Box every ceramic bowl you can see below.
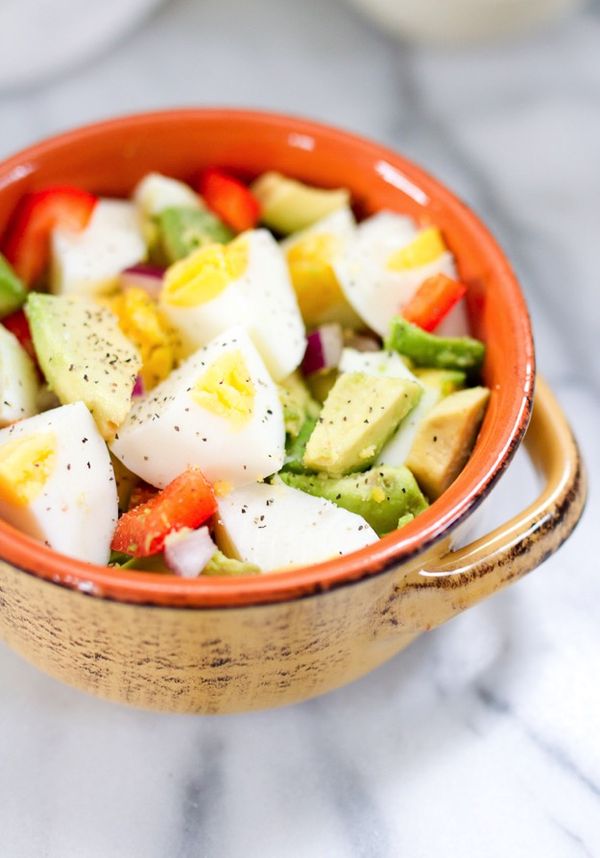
[0,110,586,713]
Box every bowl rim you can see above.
[0,108,535,608]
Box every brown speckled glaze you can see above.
[0,111,586,712]
[0,380,585,713]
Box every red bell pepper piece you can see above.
[402,274,467,332]
[111,468,217,557]
[198,168,260,233]
[2,308,36,362]
[128,482,158,511]
[2,186,97,285]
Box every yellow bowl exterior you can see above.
[0,544,443,714]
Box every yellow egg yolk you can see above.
[109,288,177,389]
[162,237,248,308]
[370,486,386,503]
[191,350,255,428]
[213,480,233,498]
[0,433,56,506]
[386,227,447,271]
[286,232,348,326]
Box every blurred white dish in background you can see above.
[0,0,163,90]
[344,0,583,44]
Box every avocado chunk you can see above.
[251,171,350,235]
[278,371,320,438]
[156,207,233,263]
[203,549,261,577]
[282,415,318,474]
[25,294,141,440]
[377,385,441,469]
[303,371,422,475]
[386,318,485,373]
[279,465,428,536]
[378,369,466,468]
[414,368,466,395]
[305,368,338,404]
[0,253,26,318]
[109,551,169,572]
[407,386,490,499]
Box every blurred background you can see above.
[0,1,598,856]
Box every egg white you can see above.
[281,206,362,327]
[51,199,146,297]
[334,211,457,337]
[339,347,420,383]
[0,325,39,427]
[215,481,378,572]
[110,326,285,488]
[133,172,200,217]
[282,205,356,251]
[0,401,118,564]
[377,385,441,468]
[160,229,306,381]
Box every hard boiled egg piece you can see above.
[51,199,146,297]
[340,345,435,469]
[0,325,39,426]
[339,347,419,383]
[334,211,456,337]
[160,229,306,381]
[0,402,118,564]
[133,172,201,218]
[110,327,285,488]
[281,206,362,328]
[215,481,378,572]
[377,385,441,468]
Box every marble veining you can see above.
[0,0,597,855]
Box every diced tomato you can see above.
[2,186,97,285]
[2,308,36,362]
[111,468,217,557]
[402,274,467,332]
[128,482,158,511]
[198,168,260,233]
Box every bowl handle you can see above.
[404,377,586,624]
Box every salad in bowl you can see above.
[0,166,490,578]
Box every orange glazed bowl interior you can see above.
[0,109,534,608]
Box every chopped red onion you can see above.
[164,526,217,578]
[301,323,344,376]
[119,264,165,298]
[132,375,144,398]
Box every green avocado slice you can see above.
[0,253,26,318]
[407,386,490,499]
[278,371,320,438]
[25,293,141,440]
[282,416,318,474]
[386,318,485,373]
[303,371,422,476]
[203,550,261,576]
[278,465,428,536]
[414,367,466,395]
[157,207,234,262]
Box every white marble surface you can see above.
[0,1,598,856]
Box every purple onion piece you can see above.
[164,527,217,578]
[301,323,344,376]
[132,375,144,398]
[119,264,165,298]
